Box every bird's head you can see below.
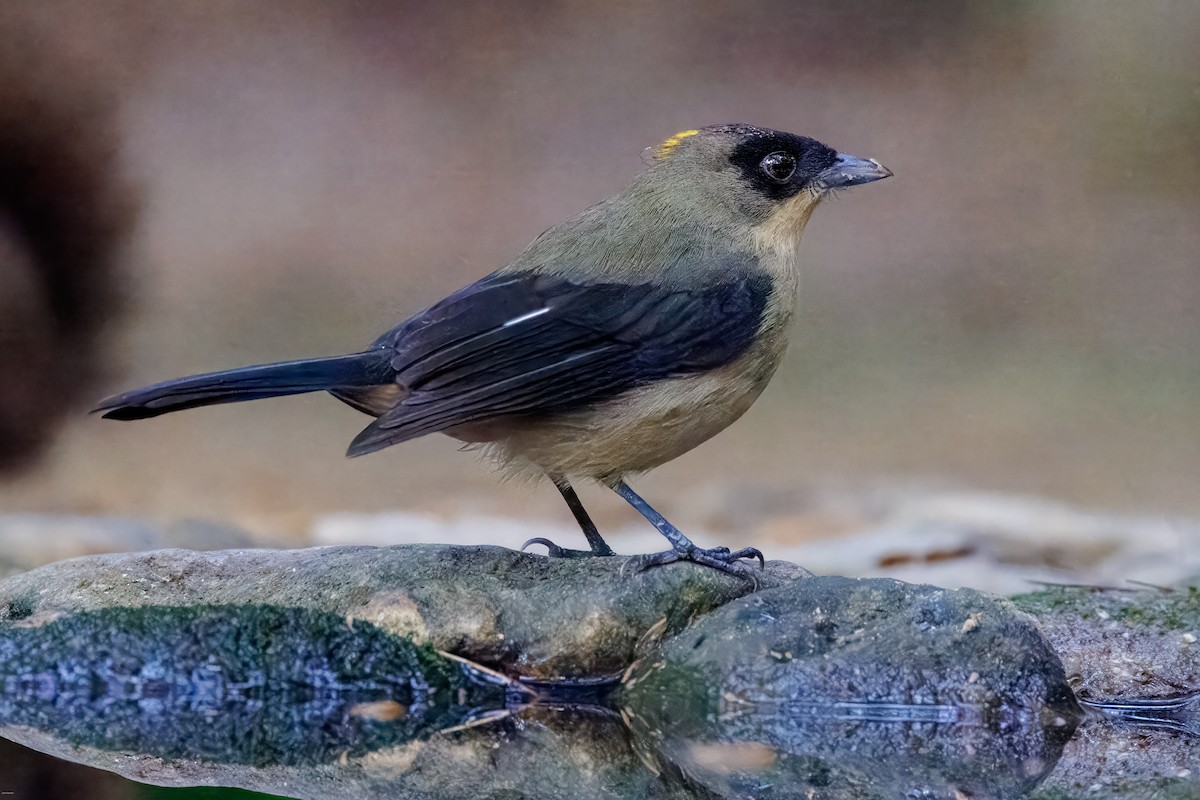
[645,124,891,248]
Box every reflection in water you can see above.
[0,605,516,769]
[1081,693,1200,737]
[619,575,1086,799]
[625,698,1073,800]
[0,600,1093,799]
[621,665,1077,797]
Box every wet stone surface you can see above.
[0,544,1196,799]
[0,544,806,680]
[1013,585,1200,799]
[621,576,1081,799]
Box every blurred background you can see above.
[2,0,1197,529]
[0,0,1195,544]
[0,0,1197,796]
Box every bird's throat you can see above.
[751,190,822,259]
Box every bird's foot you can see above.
[522,537,616,559]
[629,544,764,581]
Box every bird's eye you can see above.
[759,151,797,183]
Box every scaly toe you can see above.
[619,551,668,579]
[522,537,614,559]
[631,544,765,583]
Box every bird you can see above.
[95,124,891,577]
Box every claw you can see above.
[522,537,616,560]
[726,547,765,570]
[522,537,571,558]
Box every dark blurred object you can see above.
[0,43,135,476]
[0,738,130,799]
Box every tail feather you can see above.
[94,350,393,420]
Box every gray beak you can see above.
[818,152,893,188]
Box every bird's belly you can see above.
[450,333,788,481]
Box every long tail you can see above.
[94,349,394,421]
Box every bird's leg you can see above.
[608,479,763,576]
[558,480,617,556]
[522,478,617,558]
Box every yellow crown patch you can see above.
[654,129,699,160]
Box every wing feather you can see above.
[347,269,771,456]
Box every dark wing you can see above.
[347,269,771,456]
